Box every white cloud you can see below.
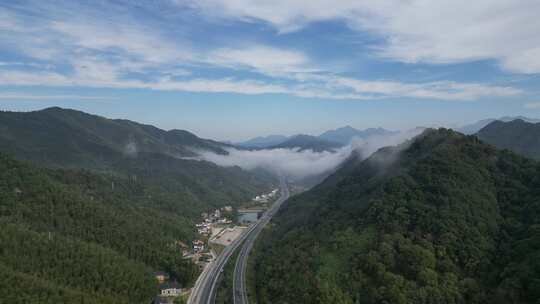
[150,77,288,94]
[0,68,519,101]
[0,92,112,101]
[524,102,540,109]
[189,0,540,74]
[185,0,362,33]
[209,45,316,77]
[0,3,195,75]
[0,69,288,95]
[330,77,522,101]
[0,71,72,87]
[49,20,192,65]
[198,146,350,180]
[0,1,527,101]
[194,128,423,180]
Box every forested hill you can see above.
[0,153,195,303]
[0,107,276,215]
[318,126,396,145]
[0,108,276,303]
[0,107,228,168]
[252,129,540,304]
[477,119,540,159]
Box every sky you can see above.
[1,0,540,141]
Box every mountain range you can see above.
[319,126,397,145]
[268,134,343,152]
[234,135,289,149]
[236,125,396,150]
[457,115,540,134]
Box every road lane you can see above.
[233,179,290,304]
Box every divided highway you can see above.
[188,178,289,304]
[233,178,289,304]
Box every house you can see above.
[159,282,182,297]
[193,239,205,253]
[217,218,231,224]
[153,271,169,284]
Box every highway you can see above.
[233,178,289,304]
[188,177,289,304]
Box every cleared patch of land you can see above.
[210,227,247,246]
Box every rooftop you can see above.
[159,282,181,290]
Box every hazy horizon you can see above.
[2,105,539,143]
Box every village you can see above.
[152,188,280,304]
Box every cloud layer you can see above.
[195,128,423,180]
[0,1,527,101]
[190,0,540,74]
[524,102,540,109]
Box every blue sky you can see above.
[1,0,540,141]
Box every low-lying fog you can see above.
[195,129,424,181]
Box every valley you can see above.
[0,108,277,303]
[3,2,540,303]
[1,107,539,304]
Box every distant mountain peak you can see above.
[458,115,540,134]
[477,119,540,159]
[269,134,342,152]
[235,134,289,149]
[319,126,396,145]
[337,125,356,131]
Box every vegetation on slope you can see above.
[0,153,202,302]
[0,107,228,168]
[477,119,540,160]
[0,107,276,302]
[252,129,540,304]
[0,107,276,216]
[215,247,241,304]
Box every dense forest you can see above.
[0,107,276,214]
[252,129,540,304]
[0,107,228,167]
[0,108,276,211]
[0,153,202,302]
[0,108,276,303]
[477,119,540,160]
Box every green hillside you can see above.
[252,129,540,304]
[0,153,194,303]
[0,108,276,303]
[0,107,275,214]
[0,107,228,168]
[477,119,540,160]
